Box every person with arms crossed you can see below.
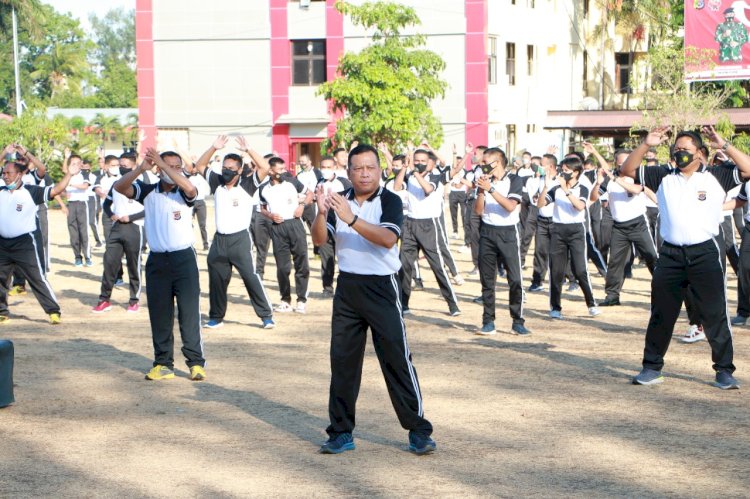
[312,144,435,455]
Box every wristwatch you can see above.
[488,187,495,194]
[722,141,732,152]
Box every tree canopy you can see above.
[317,0,447,151]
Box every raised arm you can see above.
[236,136,269,182]
[621,126,670,180]
[49,161,81,198]
[146,148,197,199]
[703,125,750,178]
[311,184,330,247]
[583,141,611,170]
[194,135,228,176]
[115,157,152,198]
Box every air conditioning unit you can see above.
[300,0,311,8]
[579,96,600,111]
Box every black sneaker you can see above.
[512,323,531,335]
[714,371,740,390]
[322,287,334,298]
[408,431,436,455]
[472,296,483,304]
[320,433,355,454]
[528,283,544,292]
[413,278,424,291]
[599,297,621,306]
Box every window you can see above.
[506,42,516,86]
[615,52,632,94]
[526,124,536,133]
[488,37,498,84]
[582,49,588,92]
[527,45,535,77]
[292,40,326,86]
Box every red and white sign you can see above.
[685,0,750,81]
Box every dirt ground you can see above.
[1,205,749,498]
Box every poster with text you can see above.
[684,0,750,81]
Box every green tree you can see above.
[89,8,135,67]
[317,0,447,151]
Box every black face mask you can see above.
[392,168,401,176]
[674,151,694,169]
[222,168,239,183]
[119,166,131,176]
[414,163,427,174]
[561,172,573,182]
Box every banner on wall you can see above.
[684,0,750,81]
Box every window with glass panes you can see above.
[292,40,326,86]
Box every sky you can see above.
[45,0,134,31]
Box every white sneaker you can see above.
[588,307,602,317]
[275,301,293,313]
[452,273,465,286]
[295,301,307,314]
[549,310,562,319]
[680,324,706,343]
[458,245,470,254]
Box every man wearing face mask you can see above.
[621,126,750,390]
[92,155,146,314]
[193,135,274,329]
[317,156,352,297]
[94,155,124,242]
[395,149,460,316]
[115,148,206,381]
[296,154,322,231]
[64,152,93,267]
[0,159,78,324]
[260,156,313,313]
[474,148,529,335]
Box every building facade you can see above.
[136,0,598,164]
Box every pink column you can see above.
[270,0,290,163]
[135,0,156,152]
[465,0,488,147]
[325,0,344,144]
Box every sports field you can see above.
[2,207,748,497]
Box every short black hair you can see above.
[160,151,182,164]
[69,154,82,161]
[565,151,585,162]
[348,144,380,169]
[675,130,704,150]
[614,148,632,157]
[542,153,558,166]
[104,154,119,163]
[263,153,275,160]
[483,147,508,168]
[223,153,243,168]
[560,156,583,174]
[120,152,136,162]
[268,156,285,168]
[332,147,347,156]
[413,148,430,158]
[392,154,406,163]
[320,155,334,163]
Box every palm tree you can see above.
[0,0,44,36]
[89,113,122,151]
[29,43,88,98]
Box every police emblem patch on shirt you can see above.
[16,203,22,212]
[173,210,181,220]
[232,199,239,207]
[697,191,707,201]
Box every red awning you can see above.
[545,109,750,133]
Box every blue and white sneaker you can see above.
[512,323,531,335]
[320,433,355,454]
[408,431,436,455]
[476,322,496,335]
[549,310,562,319]
[714,371,740,390]
[262,318,275,329]
[205,319,224,329]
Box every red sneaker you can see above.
[92,300,112,313]
[127,302,140,313]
